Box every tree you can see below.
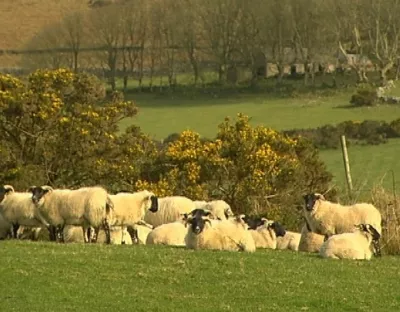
[63,12,87,73]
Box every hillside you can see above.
[0,0,89,66]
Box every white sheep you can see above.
[0,185,51,239]
[143,196,195,228]
[193,200,208,209]
[205,200,234,220]
[30,185,113,243]
[298,224,325,253]
[185,209,256,252]
[303,193,382,241]
[247,218,287,249]
[276,231,301,251]
[319,224,381,260]
[135,224,153,244]
[108,190,158,242]
[146,218,188,247]
[96,226,133,245]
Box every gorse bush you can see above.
[0,69,332,230]
[350,86,379,107]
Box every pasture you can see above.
[121,87,400,192]
[1,241,399,311]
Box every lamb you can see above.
[143,196,195,228]
[276,231,301,251]
[30,185,113,243]
[319,224,381,260]
[302,193,382,253]
[298,224,325,253]
[146,217,189,247]
[108,190,158,242]
[185,209,256,252]
[245,218,286,249]
[0,185,51,240]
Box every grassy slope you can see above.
[125,91,400,139]
[1,241,399,311]
[0,0,88,66]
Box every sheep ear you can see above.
[27,186,36,193]
[4,185,15,194]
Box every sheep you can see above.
[193,200,208,209]
[146,217,189,247]
[245,218,286,249]
[302,193,382,252]
[108,190,158,242]
[193,200,234,220]
[319,224,381,260]
[96,226,133,245]
[276,231,301,251]
[16,226,44,241]
[0,185,51,240]
[185,209,256,252]
[30,185,113,243]
[143,196,195,228]
[135,224,153,244]
[298,224,325,253]
[0,213,11,240]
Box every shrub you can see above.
[350,86,378,107]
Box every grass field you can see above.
[122,88,400,192]
[1,241,399,311]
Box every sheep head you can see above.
[30,185,53,205]
[303,193,325,212]
[186,208,212,235]
[0,185,15,203]
[354,224,381,241]
[242,215,264,230]
[141,190,158,213]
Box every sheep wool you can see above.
[298,225,325,253]
[276,231,301,251]
[303,193,382,238]
[144,196,195,228]
[146,221,189,246]
[185,210,256,252]
[319,224,381,260]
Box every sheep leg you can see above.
[47,225,57,241]
[12,223,20,239]
[83,226,91,243]
[102,219,111,244]
[373,239,382,257]
[126,225,138,244]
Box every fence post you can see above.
[340,135,353,196]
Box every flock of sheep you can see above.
[0,184,383,260]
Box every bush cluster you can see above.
[0,69,333,230]
[284,119,400,149]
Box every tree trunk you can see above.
[379,62,394,86]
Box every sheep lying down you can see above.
[319,224,381,260]
[185,209,256,252]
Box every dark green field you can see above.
[1,241,399,311]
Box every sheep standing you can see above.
[298,224,325,253]
[185,209,256,252]
[302,193,382,254]
[108,190,158,242]
[143,196,194,228]
[319,224,381,260]
[246,218,286,249]
[276,231,301,251]
[0,185,51,240]
[30,185,113,243]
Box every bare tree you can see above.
[63,12,86,73]
[88,5,124,90]
[290,0,335,85]
[363,0,400,85]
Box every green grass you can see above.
[320,139,400,193]
[1,241,400,311]
[124,91,400,140]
